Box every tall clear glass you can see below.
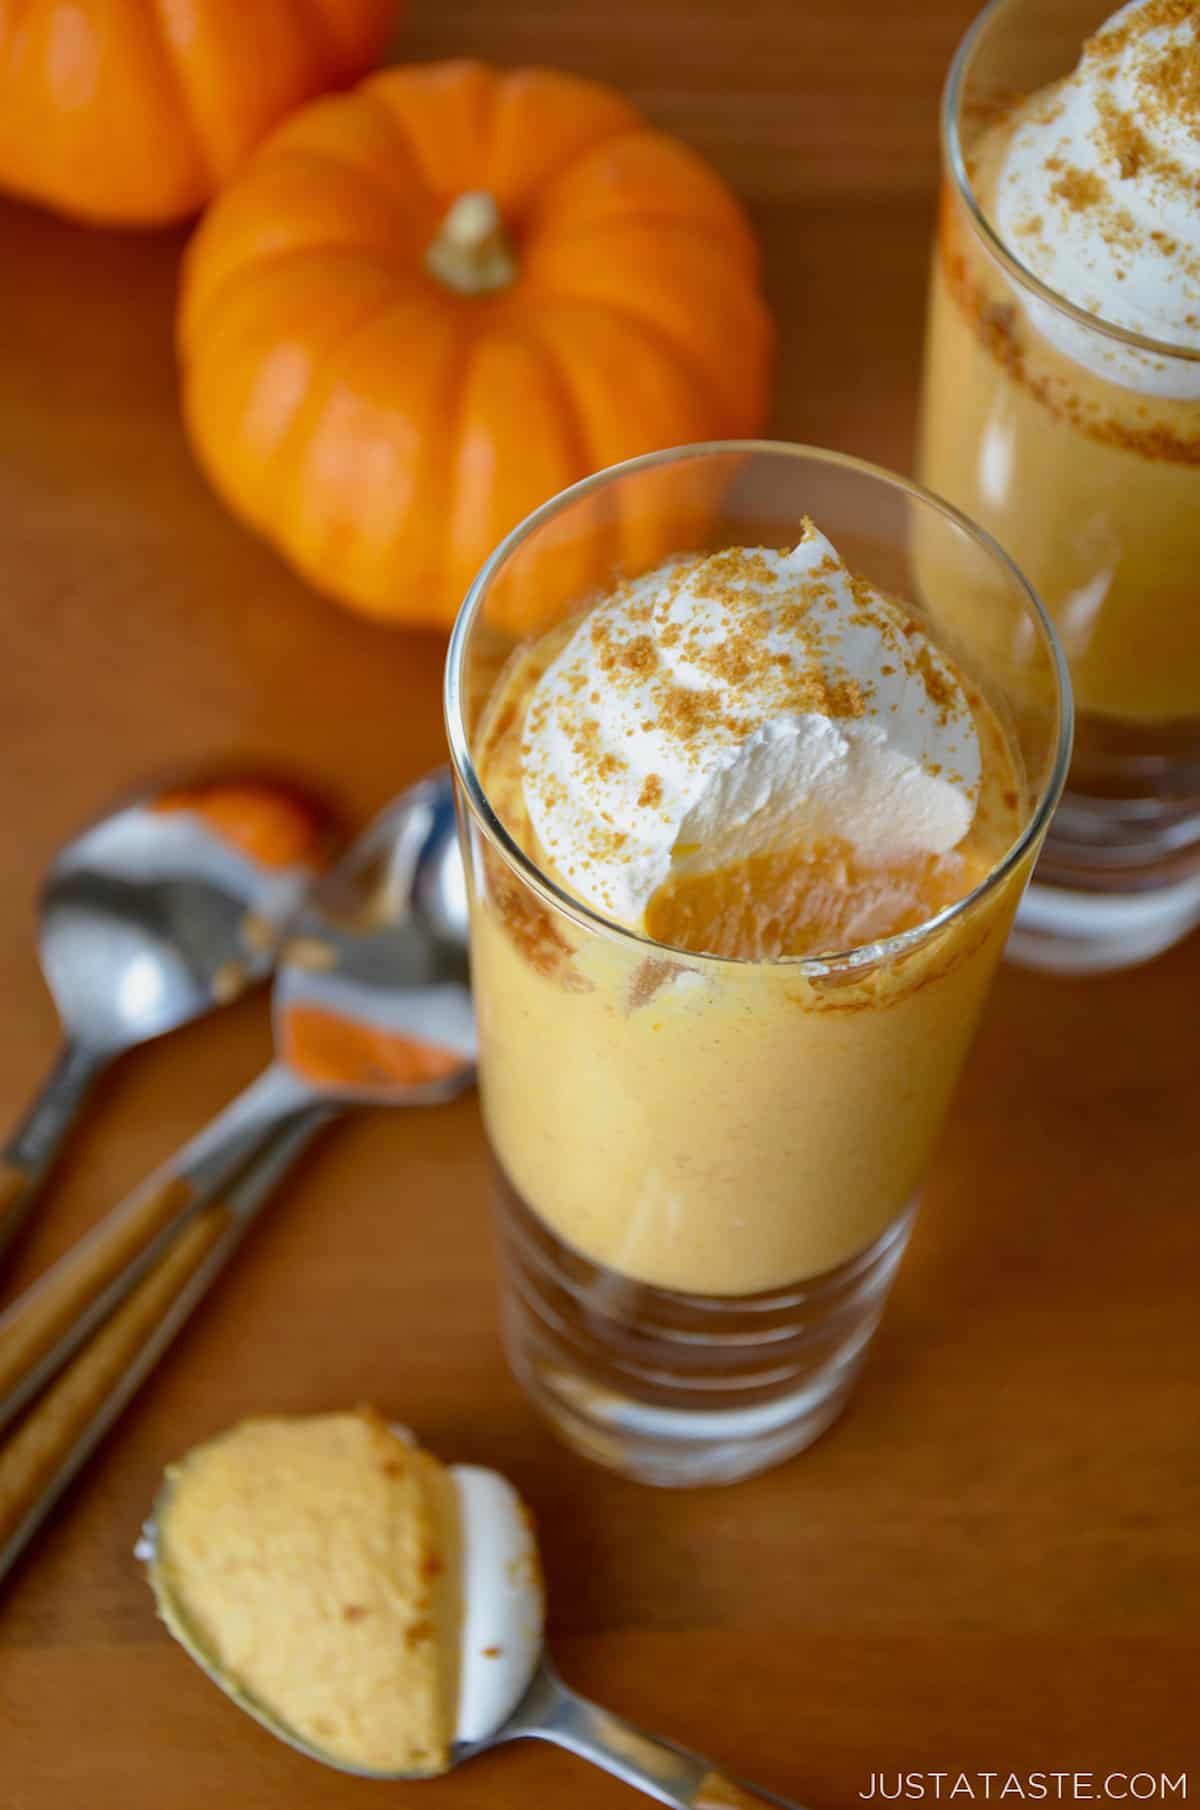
[446,443,1069,1488]
[920,0,1200,973]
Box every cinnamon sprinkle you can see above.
[1088,0,1199,69]
[937,186,1200,466]
[1096,98,1153,180]
[913,645,958,722]
[1140,36,1200,122]
[1049,165,1107,210]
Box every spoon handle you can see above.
[0,1173,203,1430]
[0,1064,306,1436]
[0,1112,328,1584]
[511,1668,806,1809]
[0,1042,110,1265]
[692,1774,802,1808]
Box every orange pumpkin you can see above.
[0,0,398,226]
[178,60,774,633]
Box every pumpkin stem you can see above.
[424,191,517,296]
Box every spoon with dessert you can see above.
[0,776,334,1265]
[140,1410,802,1810]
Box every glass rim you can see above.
[942,0,1200,368]
[443,438,1073,976]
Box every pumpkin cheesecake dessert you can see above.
[920,0,1200,964]
[473,520,1025,1291]
[145,1410,543,1776]
[450,477,1064,1482]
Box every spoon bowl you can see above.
[38,784,323,1048]
[271,769,473,1107]
[0,776,334,1261]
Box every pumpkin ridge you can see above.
[283,291,463,607]
[532,273,771,432]
[440,316,489,605]
[285,0,338,70]
[348,86,443,211]
[270,286,418,502]
[199,284,405,544]
[143,0,214,189]
[5,0,37,48]
[528,124,757,255]
[531,294,734,433]
[483,72,644,215]
[238,136,441,239]
[508,325,594,484]
[531,211,757,263]
[304,0,392,67]
[362,62,500,203]
[0,0,39,119]
[181,244,427,358]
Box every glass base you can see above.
[1009,869,1200,975]
[492,1161,917,1487]
[1008,717,1200,973]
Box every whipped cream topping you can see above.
[991,0,1200,397]
[450,1464,543,1745]
[520,527,981,928]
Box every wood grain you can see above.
[0,0,1196,1805]
[402,0,978,204]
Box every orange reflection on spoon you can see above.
[280,1004,466,1091]
[153,783,325,871]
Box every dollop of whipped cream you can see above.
[991,0,1200,397]
[520,526,981,928]
[451,1464,543,1745]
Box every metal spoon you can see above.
[0,777,334,1263]
[137,1496,801,1810]
[0,771,473,1442]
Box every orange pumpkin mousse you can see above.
[147,1411,544,1776]
[150,1412,457,1773]
[470,525,1029,1296]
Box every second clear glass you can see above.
[919,0,1200,973]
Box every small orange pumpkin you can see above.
[0,0,398,226]
[178,60,774,633]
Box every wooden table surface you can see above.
[1,2,1197,1804]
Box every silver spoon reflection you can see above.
[0,777,333,1262]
